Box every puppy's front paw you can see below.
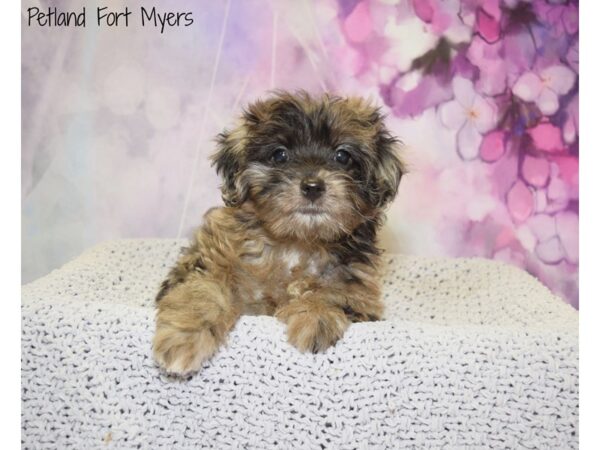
[276,300,350,353]
[153,325,219,376]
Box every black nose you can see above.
[300,177,325,201]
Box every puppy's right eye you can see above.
[271,147,289,164]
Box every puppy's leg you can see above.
[276,269,383,353]
[275,293,350,353]
[153,273,239,375]
[338,285,383,323]
[336,263,384,323]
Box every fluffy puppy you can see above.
[153,91,404,375]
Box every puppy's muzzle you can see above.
[300,177,325,202]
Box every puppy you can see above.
[153,91,403,375]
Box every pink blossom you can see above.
[467,27,536,96]
[410,0,471,41]
[439,77,498,159]
[480,130,505,162]
[528,211,578,265]
[328,0,579,307]
[480,0,501,19]
[507,180,534,223]
[343,1,373,44]
[466,36,507,95]
[527,122,564,152]
[476,8,500,43]
[551,156,578,189]
[522,156,550,187]
[513,65,576,115]
[411,0,434,23]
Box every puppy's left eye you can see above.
[334,148,352,166]
[271,147,289,164]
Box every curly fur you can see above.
[153,91,404,375]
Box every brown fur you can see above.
[153,91,403,375]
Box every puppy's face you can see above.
[212,92,403,242]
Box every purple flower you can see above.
[467,36,507,96]
[439,77,498,159]
[512,65,576,115]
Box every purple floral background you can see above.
[340,0,579,306]
[22,0,578,306]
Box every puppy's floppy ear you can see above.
[211,123,249,207]
[369,114,405,208]
[344,98,404,207]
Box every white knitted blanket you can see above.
[21,239,578,449]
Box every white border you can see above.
[1,0,22,446]
[579,1,598,449]
[11,1,590,447]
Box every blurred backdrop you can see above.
[22,0,579,307]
